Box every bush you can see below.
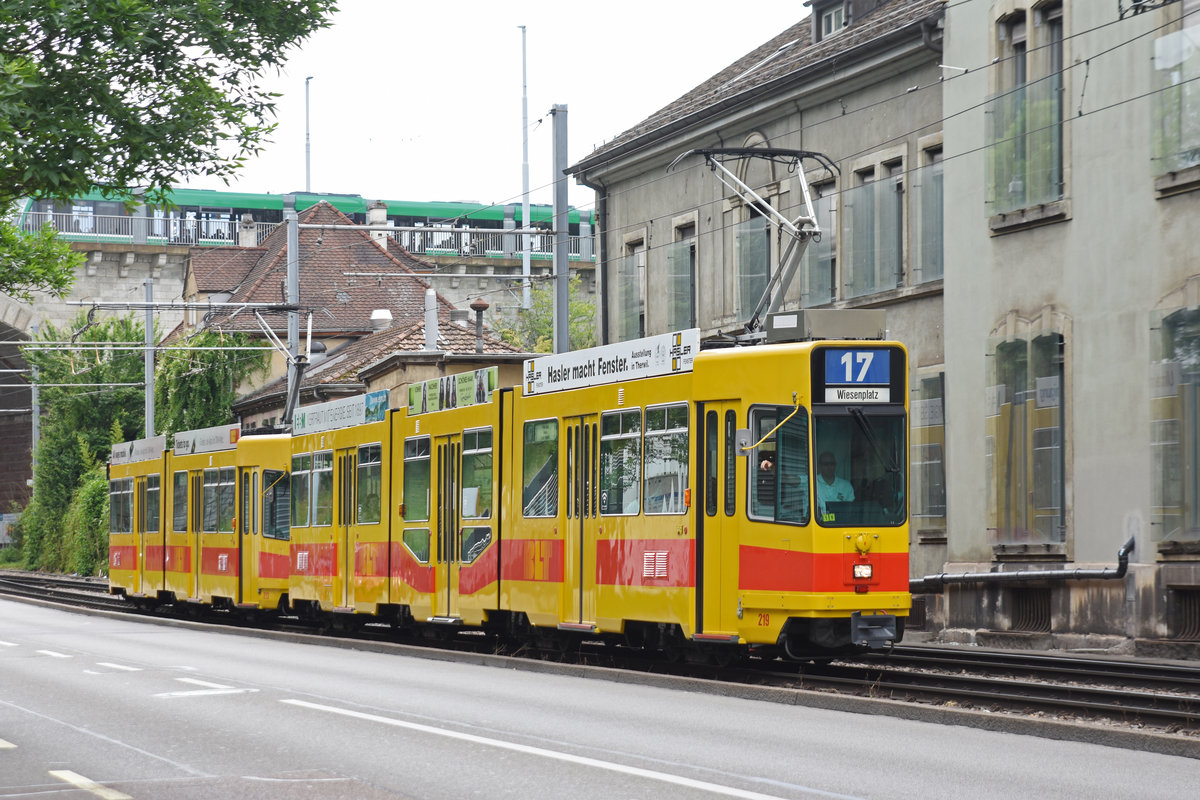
[63,465,110,576]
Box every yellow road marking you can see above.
[49,770,132,800]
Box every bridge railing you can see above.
[17,212,595,261]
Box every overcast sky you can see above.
[182,1,811,211]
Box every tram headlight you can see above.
[852,563,873,580]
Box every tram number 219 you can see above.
[757,613,770,627]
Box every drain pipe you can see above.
[909,536,1135,594]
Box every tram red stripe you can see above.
[109,545,137,570]
[458,543,499,595]
[259,551,290,580]
[144,545,165,571]
[595,539,695,588]
[501,539,564,583]
[165,545,191,572]
[291,542,339,576]
[200,547,240,577]
[738,546,909,593]
[355,541,389,578]
[390,542,435,593]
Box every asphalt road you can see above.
[1,598,1196,800]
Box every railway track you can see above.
[3,570,1199,736]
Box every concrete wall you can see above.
[943,1,1200,650]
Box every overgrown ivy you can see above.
[16,317,271,573]
[154,329,270,434]
[19,313,145,571]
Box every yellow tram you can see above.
[109,424,291,611]
[111,325,910,658]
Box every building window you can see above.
[913,149,944,283]
[985,331,1065,548]
[801,182,837,306]
[1151,1,1200,175]
[912,372,947,529]
[665,224,696,331]
[617,241,645,341]
[736,208,770,320]
[986,5,1064,216]
[843,164,903,299]
[821,5,846,40]
[1150,306,1200,546]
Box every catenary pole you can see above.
[551,104,569,353]
[520,26,531,311]
[305,77,313,192]
[144,279,154,437]
[284,202,300,424]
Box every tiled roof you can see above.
[189,246,265,293]
[201,201,452,335]
[572,0,943,172]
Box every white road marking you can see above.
[174,678,230,689]
[282,699,858,800]
[97,662,142,672]
[36,650,71,658]
[49,770,132,800]
[0,738,16,749]
[0,640,18,647]
[154,676,258,698]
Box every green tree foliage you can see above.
[497,274,596,353]
[155,329,270,434]
[0,203,84,300]
[0,0,338,208]
[19,313,146,569]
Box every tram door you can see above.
[237,468,257,605]
[337,448,357,609]
[696,404,740,636]
[132,477,147,595]
[137,474,163,597]
[565,415,599,626]
[434,435,461,619]
[190,471,203,600]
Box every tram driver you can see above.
[815,451,854,515]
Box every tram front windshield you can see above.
[812,409,906,526]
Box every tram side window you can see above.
[748,406,810,524]
[461,428,493,519]
[146,474,160,533]
[644,403,689,515]
[291,455,311,527]
[263,469,290,539]
[724,410,737,516]
[403,437,431,521]
[202,469,218,532]
[172,471,187,532]
[523,419,558,517]
[600,409,642,515]
[357,443,382,525]
[203,467,236,533]
[109,478,133,534]
[312,451,333,526]
[241,471,251,534]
